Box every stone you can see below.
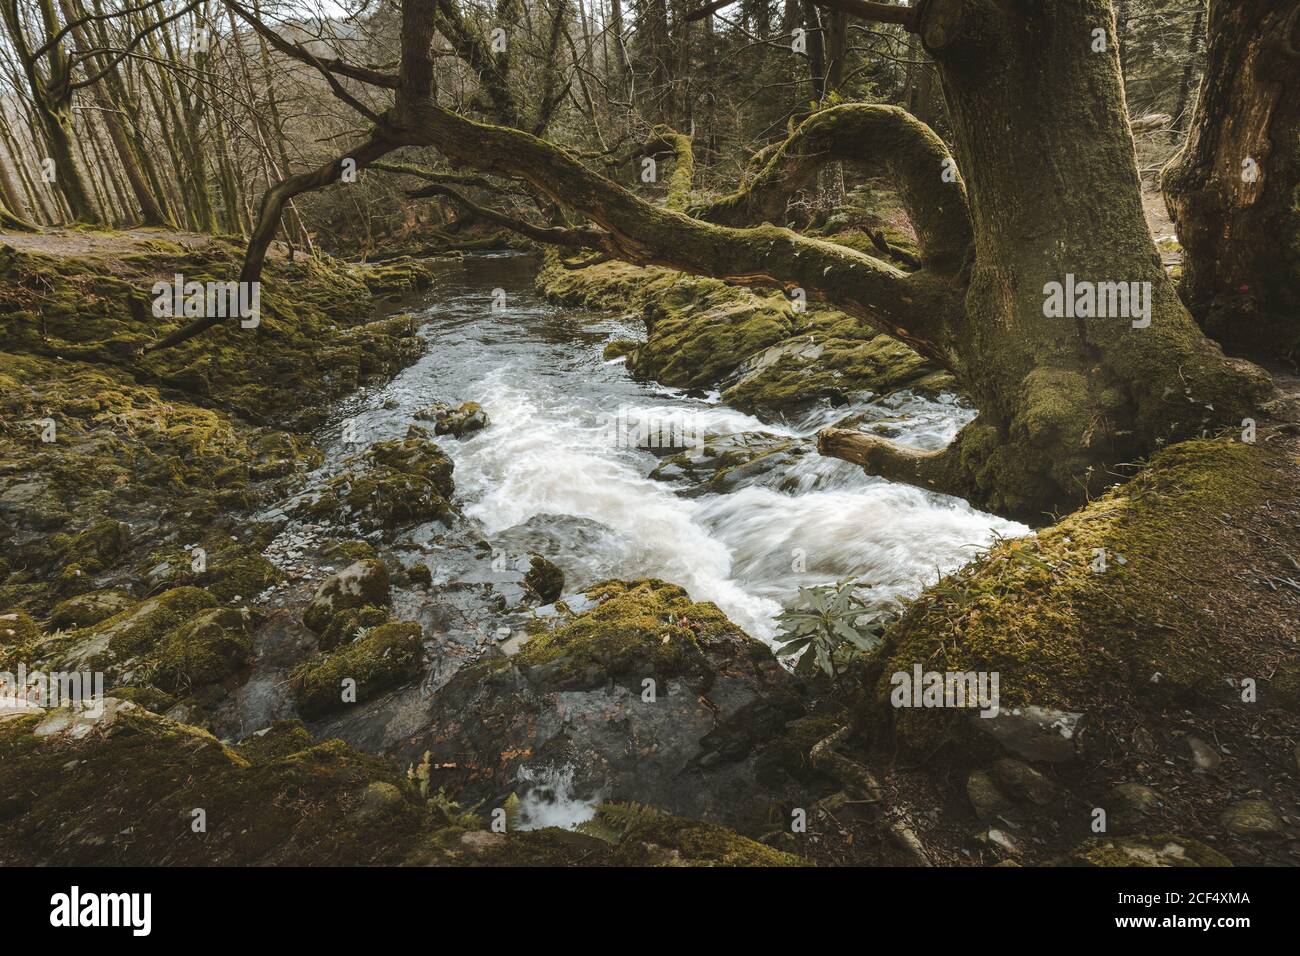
[990,758,1057,805]
[1186,735,1222,772]
[302,560,391,634]
[966,769,1011,820]
[976,706,1083,763]
[1219,799,1284,838]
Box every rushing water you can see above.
[312,252,1026,646]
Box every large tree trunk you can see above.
[901,0,1265,517]
[1162,0,1300,359]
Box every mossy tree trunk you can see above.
[1162,0,1300,358]
[181,0,1269,523]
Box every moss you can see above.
[47,589,136,630]
[290,621,424,718]
[204,552,282,602]
[602,339,639,361]
[51,586,218,672]
[537,253,948,412]
[873,438,1294,750]
[149,607,254,692]
[322,539,379,564]
[302,560,391,634]
[105,684,176,713]
[1066,834,1233,867]
[523,554,564,603]
[0,610,41,645]
[0,700,434,865]
[319,604,391,652]
[514,579,742,688]
[236,719,316,762]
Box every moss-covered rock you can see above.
[302,560,391,634]
[871,439,1297,751]
[297,438,455,536]
[415,400,489,438]
[47,589,136,630]
[150,607,254,692]
[537,253,949,414]
[291,620,424,718]
[319,604,390,652]
[1065,834,1233,867]
[50,586,218,674]
[523,554,564,603]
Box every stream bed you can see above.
[230,252,1025,793]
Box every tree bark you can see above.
[1162,0,1300,359]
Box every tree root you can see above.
[810,725,932,865]
[817,427,966,499]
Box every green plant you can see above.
[773,581,886,679]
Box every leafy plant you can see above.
[773,581,887,679]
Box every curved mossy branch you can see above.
[406,182,609,249]
[146,133,401,352]
[691,105,973,274]
[817,426,968,498]
[408,104,961,359]
[643,126,695,211]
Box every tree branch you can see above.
[145,134,401,352]
[692,104,973,273]
[817,427,967,497]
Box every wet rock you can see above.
[523,554,564,604]
[415,401,489,438]
[290,620,424,718]
[1185,735,1222,772]
[47,589,136,631]
[295,438,455,537]
[975,706,1083,763]
[391,579,808,829]
[1219,799,1284,838]
[302,560,391,634]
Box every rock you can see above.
[1185,735,1222,772]
[523,554,564,604]
[415,401,489,438]
[318,604,389,652]
[393,579,807,828]
[979,827,1021,857]
[302,560,391,635]
[1108,782,1163,832]
[296,438,455,537]
[51,587,218,674]
[975,706,1083,763]
[1067,834,1233,867]
[150,607,254,692]
[290,620,424,718]
[966,769,1011,820]
[407,562,432,588]
[990,758,1057,805]
[47,589,136,631]
[1219,799,1284,838]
